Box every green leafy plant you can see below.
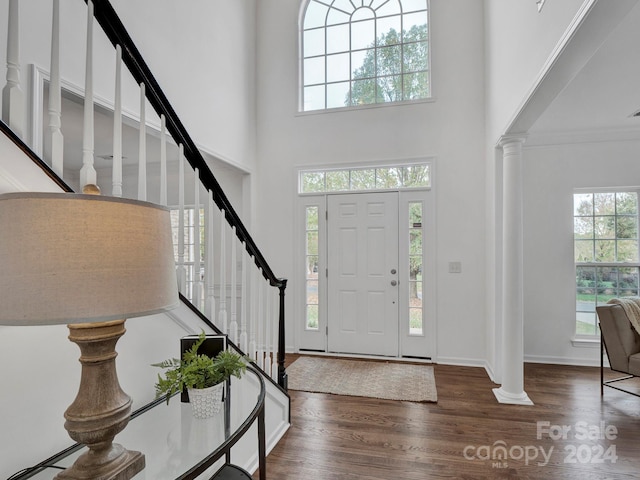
[152,332,247,405]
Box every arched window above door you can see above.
[300,0,430,112]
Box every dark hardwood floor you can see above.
[258,355,640,479]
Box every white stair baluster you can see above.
[80,0,97,189]
[271,287,279,380]
[239,247,248,353]
[205,192,216,320]
[193,168,201,309]
[159,114,167,205]
[137,83,147,200]
[176,144,186,294]
[249,265,258,362]
[2,0,24,139]
[218,209,228,334]
[49,0,63,175]
[265,282,272,377]
[229,227,238,344]
[111,45,122,197]
[256,276,264,369]
[267,282,274,377]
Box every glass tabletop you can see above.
[21,368,264,480]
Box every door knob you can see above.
[390,269,397,275]
[390,280,397,286]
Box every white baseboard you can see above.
[483,361,498,384]
[242,419,290,475]
[524,354,604,367]
[435,356,487,368]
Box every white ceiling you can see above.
[527,0,640,141]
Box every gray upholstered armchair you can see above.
[596,303,640,396]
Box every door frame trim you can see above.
[294,159,437,360]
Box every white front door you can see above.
[327,192,399,356]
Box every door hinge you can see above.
[325,210,328,221]
[326,267,328,278]
[326,326,328,336]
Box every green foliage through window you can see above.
[305,206,320,330]
[300,164,430,194]
[408,202,423,335]
[573,191,640,336]
[302,0,430,111]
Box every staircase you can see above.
[0,0,289,478]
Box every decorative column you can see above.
[2,0,25,139]
[493,136,533,405]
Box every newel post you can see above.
[277,279,288,390]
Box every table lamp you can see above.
[0,190,179,480]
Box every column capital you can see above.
[497,135,527,149]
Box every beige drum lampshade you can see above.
[0,192,179,325]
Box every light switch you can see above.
[449,261,462,274]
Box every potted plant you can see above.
[152,332,247,418]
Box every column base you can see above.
[492,387,534,405]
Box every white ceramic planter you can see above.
[187,383,224,419]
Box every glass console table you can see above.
[9,366,266,480]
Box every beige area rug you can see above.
[287,356,437,402]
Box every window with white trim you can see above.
[170,207,204,300]
[305,206,320,330]
[299,163,430,193]
[301,0,430,112]
[408,201,423,335]
[574,191,640,336]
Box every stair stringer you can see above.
[0,123,66,194]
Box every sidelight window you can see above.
[305,206,320,330]
[408,201,423,335]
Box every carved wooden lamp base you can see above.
[55,445,144,480]
[54,320,145,480]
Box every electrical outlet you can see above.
[449,261,462,274]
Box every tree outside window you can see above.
[302,0,430,111]
[574,191,640,336]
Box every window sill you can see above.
[571,337,600,348]
[296,96,437,117]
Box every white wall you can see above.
[255,0,487,364]
[522,139,640,365]
[484,0,586,141]
[109,0,258,172]
[0,0,257,172]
